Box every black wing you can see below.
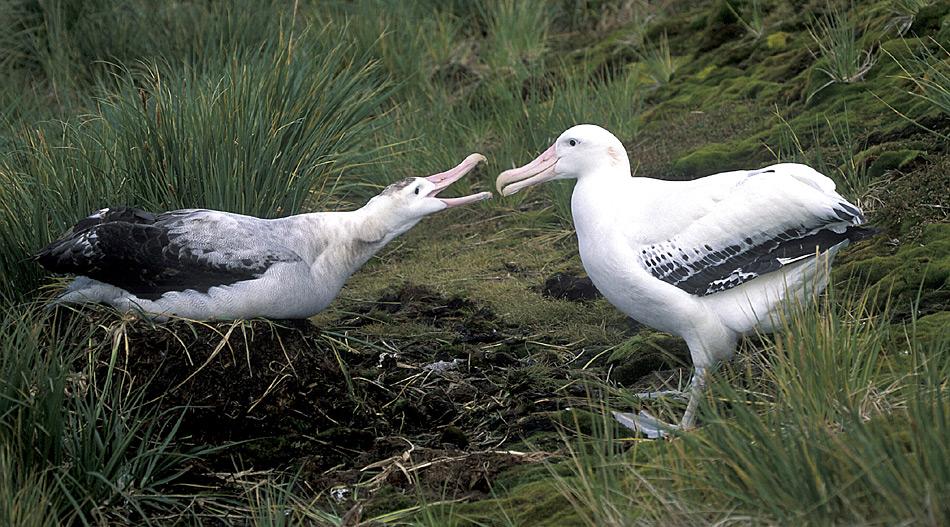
[37,207,302,300]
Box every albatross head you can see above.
[364,153,492,236]
[495,124,629,196]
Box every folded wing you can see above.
[37,207,303,300]
[635,164,874,296]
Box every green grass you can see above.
[480,291,948,526]
[641,295,949,525]
[885,37,950,139]
[727,0,767,40]
[807,3,879,99]
[0,304,211,524]
[0,0,948,524]
[639,31,677,87]
[768,105,874,206]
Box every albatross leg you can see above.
[613,367,708,438]
[679,367,707,430]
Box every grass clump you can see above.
[807,3,879,98]
[482,0,549,75]
[768,105,875,206]
[0,304,206,524]
[649,296,948,524]
[885,37,950,139]
[726,0,767,40]
[639,32,677,87]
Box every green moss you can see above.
[909,3,950,34]
[878,37,930,63]
[708,0,739,27]
[453,478,583,526]
[671,141,764,178]
[873,157,950,236]
[756,48,811,85]
[439,425,469,449]
[837,224,950,318]
[696,64,717,80]
[722,77,783,99]
[766,31,790,49]
[697,1,744,52]
[865,149,927,179]
[912,311,950,350]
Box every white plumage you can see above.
[496,124,873,437]
[39,154,490,321]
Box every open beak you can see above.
[495,144,558,196]
[426,153,493,208]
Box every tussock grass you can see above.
[807,3,878,98]
[482,0,549,75]
[648,301,948,524]
[768,106,874,207]
[639,32,677,87]
[727,0,767,40]
[0,303,208,524]
[545,407,654,527]
[0,445,59,527]
[885,37,950,139]
[888,0,934,21]
[0,0,299,110]
[547,290,949,526]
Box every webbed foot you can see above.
[612,410,678,439]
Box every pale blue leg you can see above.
[614,367,708,439]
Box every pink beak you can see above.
[495,144,558,196]
[425,153,492,207]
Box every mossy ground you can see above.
[318,1,950,522]
[3,0,948,524]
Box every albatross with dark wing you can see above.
[38,154,491,321]
[496,125,875,438]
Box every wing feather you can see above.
[37,208,303,300]
[635,164,873,296]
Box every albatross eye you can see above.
[414,186,420,195]
[568,139,577,146]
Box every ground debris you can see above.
[65,282,611,506]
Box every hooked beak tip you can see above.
[494,144,559,197]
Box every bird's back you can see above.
[37,207,304,302]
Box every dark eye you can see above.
[414,187,420,195]
[568,139,577,146]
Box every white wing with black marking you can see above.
[37,207,305,300]
[634,164,873,296]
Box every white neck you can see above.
[310,201,418,275]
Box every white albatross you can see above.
[496,124,875,438]
[38,154,491,321]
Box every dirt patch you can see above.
[538,271,601,302]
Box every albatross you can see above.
[496,124,874,438]
[38,154,491,321]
